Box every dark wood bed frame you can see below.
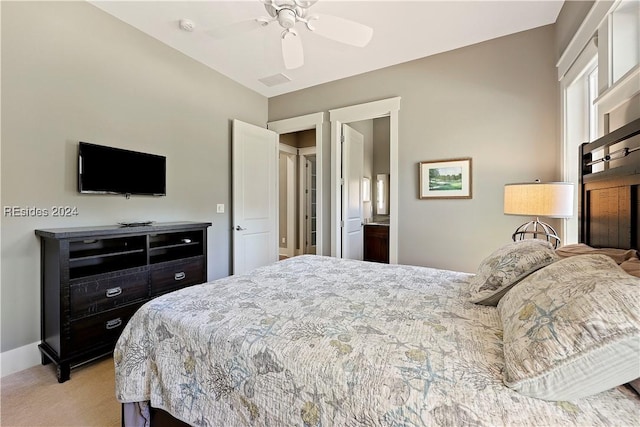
[579,118,640,251]
[124,117,640,426]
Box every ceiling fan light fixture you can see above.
[277,8,297,29]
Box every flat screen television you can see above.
[78,142,166,196]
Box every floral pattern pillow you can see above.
[469,240,558,306]
[497,254,640,401]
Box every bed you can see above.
[115,118,640,427]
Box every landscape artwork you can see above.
[419,158,472,199]
[429,166,463,191]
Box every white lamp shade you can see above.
[504,182,574,218]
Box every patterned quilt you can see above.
[115,255,640,426]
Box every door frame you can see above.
[298,147,317,255]
[329,97,401,263]
[279,143,297,258]
[268,112,325,256]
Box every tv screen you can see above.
[78,142,166,196]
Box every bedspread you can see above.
[115,255,640,426]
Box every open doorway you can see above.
[268,113,324,257]
[330,97,401,263]
[339,118,390,261]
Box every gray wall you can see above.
[1,1,267,353]
[373,118,391,176]
[373,118,391,216]
[269,25,560,273]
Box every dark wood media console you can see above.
[35,221,211,382]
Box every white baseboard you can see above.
[1,342,41,377]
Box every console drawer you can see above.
[150,256,205,296]
[69,268,149,319]
[69,303,142,352]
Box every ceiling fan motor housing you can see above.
[278,8,297,29]
[264,0,312,29]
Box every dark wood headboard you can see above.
[579,118,640,251]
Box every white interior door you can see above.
[232,119,278,274]
[342,124,364,260]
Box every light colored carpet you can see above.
[0,357,120,427]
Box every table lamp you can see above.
[503,180,574,248]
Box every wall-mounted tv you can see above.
[78,142,166,196]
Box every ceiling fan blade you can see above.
[293,0,319,7]
[309,14,373,47]
[281,31,304,69]
[205,19,263,40]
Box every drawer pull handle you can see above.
[105,287,122,298]
[105,318,122,330]
[174,272,186,281]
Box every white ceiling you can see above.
[90,0,564,98]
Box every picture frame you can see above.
[419,158,472,199]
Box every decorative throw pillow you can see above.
[497,254,640,401]
[468,240,558,306]
[555,243,638,264]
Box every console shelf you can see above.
[70,248,146,262]
[150,242,200,251]
[35,221,211,382]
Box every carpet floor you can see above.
[0,357,120,427]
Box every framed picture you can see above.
[419,158,472,199]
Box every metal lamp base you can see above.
[512,218,561,249]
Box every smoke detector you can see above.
[179,19,196,32]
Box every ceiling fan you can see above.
[207,0,374,70]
